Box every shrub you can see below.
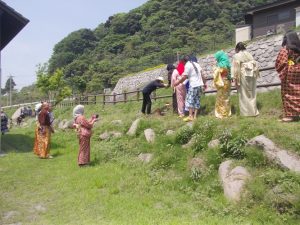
[192,120,216,153]
[219,129,247,159]
[245,147,268,168]
[175,126,194,145]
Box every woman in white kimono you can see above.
[231,42,260,117]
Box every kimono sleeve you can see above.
[79,116,93,129]
[275,47,288,81]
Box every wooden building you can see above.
[236,0,300,43]
[0,0,29,50]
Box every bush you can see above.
[245,147,268,168]
[175,126,194,145]
[219,129,247,159]
[192,120,216,153]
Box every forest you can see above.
[42,0,277,96]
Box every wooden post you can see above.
[153,90,156,101]
[103,94,106,105]
[93,95,96,105]
[137,88,140,101]
[124,91,127,103]
[113,93,116,105]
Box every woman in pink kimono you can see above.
[171,61,186,118]
[73,105,97,166]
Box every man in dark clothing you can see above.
[141,76,168,114]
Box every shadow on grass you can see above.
[1,133,63,153]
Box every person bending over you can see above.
[141,77,168,114]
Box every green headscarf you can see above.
[214,50,231,70]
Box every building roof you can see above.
[0,0,29,51]
[246,0,298,15]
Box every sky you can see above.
[2,0,148,90]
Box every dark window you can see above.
[278,11,290,21]
[267,14,277,25]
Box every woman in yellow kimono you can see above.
[213,51,232,119]
[33,102,53,159]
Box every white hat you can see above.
[156,76,164,82]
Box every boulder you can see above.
[99,132,110,141]
[208,139,220,149]
[58,119,68,130]
[52,119,61,128]
[185,121,194,128]
[99,131,123,141]
[144,128,155,143]
[11,107,23,121]
[34,204,46,212]
[127,119,140,136]
[219,160,251,201]
[248,135,300,173]
[111,120,123,126]
[58,120,74,130]
[188,157,206,171]
[265,185,299,214]
[182,135,196,149]
[62,120,73,130]
[166,130,175,136]
[110,131,122,138]
[21,122,28,128]
[138,153,153,163]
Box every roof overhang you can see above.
[0,0,29,51]
[246,0,297,15]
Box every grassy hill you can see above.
[0,89,300,225]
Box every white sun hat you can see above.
[156,76,164,82]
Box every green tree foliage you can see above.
[48,29,97,73]
[36,64,72,104]
[4,77,16,94]
[48,0,277,93]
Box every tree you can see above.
[36,64,72,105]
[4,76,16,94]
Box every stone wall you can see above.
[113,34,284,95]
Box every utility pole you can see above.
[8,74,14,108]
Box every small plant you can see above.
[246,147,268,167]
[175,126,194,145]
[190,168,202,181]
[219,129,247,159]
[192,120,216,153]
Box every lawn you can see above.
[0,89,300,225]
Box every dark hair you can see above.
[282,30,293,47]
[190,56,198,63]
[235,42,246,53]
[182,55,190,63]
[166,64,175,71]
[285,31,300,54]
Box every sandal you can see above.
[183,117,194,122]
[279,117,293,122]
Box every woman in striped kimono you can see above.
[73,105,97,166]
[276,31,300,122]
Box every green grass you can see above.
[0,89,300,224]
